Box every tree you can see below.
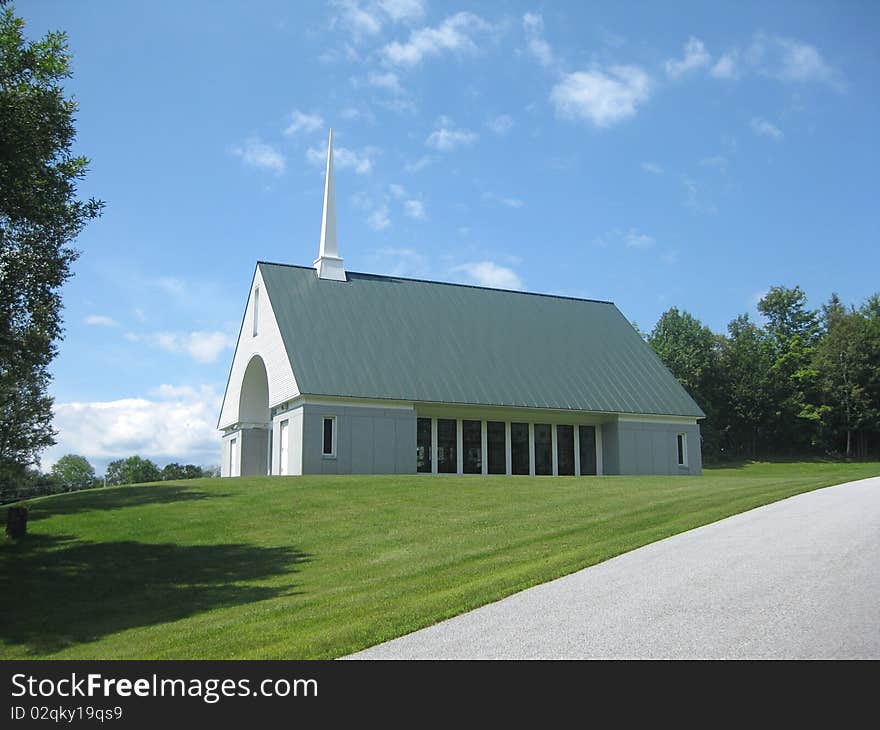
[161,462,187,481]
[105,456,160,486]
[50,453,96,491]
[0,8,103,487]
[648,307,721,458]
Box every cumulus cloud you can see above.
[382,12,492,67]
[47,384,222,468]
[749,116,784,140]
[378,0,426,24]
[425,116,477,151]
[368,205,391,230]
[624,229,655,248]
[550,66,652,128]
[749,32,841,88]
[404,199,426,220]
[483,192,524,209]
[366,71,403,93]
[593,227,657,249]
[665,36,711,78]
[523,12,555,68]
[284,109,324,135]
[306,143,378,174]
[452,261,523,290]
[486,114,514,135]
[85,314,118,327]
[711,51,739,79]
[127,330,235,364]
[232,137,285,175]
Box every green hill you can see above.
[2,461,878,659]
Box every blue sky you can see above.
[18,1,880,471]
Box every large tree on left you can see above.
[0,5,102,486]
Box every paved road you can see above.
[349,477,880,659]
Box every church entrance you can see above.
[237,355,270,475]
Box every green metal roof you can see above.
[258,262,705,418]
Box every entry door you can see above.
[279,420,289,476]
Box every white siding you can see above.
[218,267,300,429]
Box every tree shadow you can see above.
[25,484,231,522]
[0,534,310,656]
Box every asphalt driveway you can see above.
[348,476,880,659]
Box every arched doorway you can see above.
[236,355,270,475]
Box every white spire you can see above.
[314,129,346,281]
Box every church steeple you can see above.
[313,129,346,281]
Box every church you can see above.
[218,132,704,478]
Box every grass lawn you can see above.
[1,460,878,659]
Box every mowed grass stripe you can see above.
[1,461,877,659]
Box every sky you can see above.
[16,1,880,472]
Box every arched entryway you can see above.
[236,355,270,475]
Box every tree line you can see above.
[0,455,220,504]
[647,286,880,461]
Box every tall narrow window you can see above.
[557,425,575,475]
[229,437,237,476]
[511,422,530,475]
[487,421,506,474]
[323,417,335,457]
[416,417,432,473]
[279,420,289,475]
[579,425,597,475]
[677,433,687,466]
[462,420,482,474]
[534,424,552,475]
[437,419,456,473]
[252,287,260,336]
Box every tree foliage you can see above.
[105,456,161,486]
[0,8,103,487]
[50,453,96,491]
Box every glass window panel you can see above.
[323,417,334,455]
[417,417,432,473]
[437,419,457,473]
[534,424,552,475]
[511,422,530,475]
[557,425,575,475]
[579,425,597,475]
[487,421,506,474]
[462,420,482,474]
[677,434,685,465]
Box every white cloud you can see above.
[47,384,222,468]
[682,175,717,214]
[711,51,739,79]
[523,12,555,68]
[624,229,655,249]
[389,183,406,198]
[452,261,523,290]
[486,114,514,135]
[334,0,383,38]
[368,205,391,230]
[85,314,118,327]
[284,109,324,135]
[404,155,432,172]
[550,66,652,128]
[378,0,426,23]
[404,199,426,220]
[483,191,524,208]
[665,36,711,78]
[749,32,840,88]
[641,162,664,175]
[749,116,784,140]
[306,144,378,174]
[366,71,403,93]
[370,247,429,278]
[425,116,478,151]
[700,155,728,171]
[232,137,285,175]
[127,330,235,364]
[382,12,492,67]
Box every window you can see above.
[252,287,260,336]
[229,437,237,476]
[511,422,530,475]
[437,419,457,473]
[534,424,552,475]
[557,425,575,475]
[677,433,687,466]
[323,417,336,457]
[462,420,482,474]
[579,425,597,475]
[417,417,432,473]
[487,421,506,474]
[279,420,289,475]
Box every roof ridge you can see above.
[256,260,615,306]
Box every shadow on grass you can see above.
[25,484,231,522]
[0,534,310,656]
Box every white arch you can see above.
[238,355,269,425]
